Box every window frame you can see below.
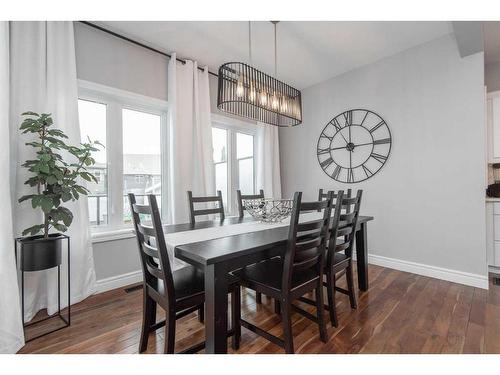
[211,113,258,215]
[78,80,169,241]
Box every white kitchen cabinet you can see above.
[487,92,500,163]
[486,200,500,269]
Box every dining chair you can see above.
[187,190,225,225]
[232,191,333,353]
[322,190,362,327]
[128,193,241,353]
[236,189,265,305]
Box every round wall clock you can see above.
[316,109,392,183]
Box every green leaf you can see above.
[52,223,68,232]
[22,224,45,237]
[46,175,58,185]
[40,196,54,213]
[21,111,40,117]
[18,194,34,203]
[31,195,42,209]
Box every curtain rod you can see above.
[78,21,219,78]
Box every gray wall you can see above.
[486,62,500,92]
[280,34,487,277]
[74,22,168,101]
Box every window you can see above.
[78,80,168,234]
[212,127,228,206]
[122,108,162,224]
[211,116,256,214]
[78,99,108,226]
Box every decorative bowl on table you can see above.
[244,198,294,223]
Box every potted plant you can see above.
[17,112,102,271]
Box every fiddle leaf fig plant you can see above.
[18,111,103,238]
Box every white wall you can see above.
[280,34,488,285]
[486,62,500,93]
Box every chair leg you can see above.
[256,291,262,304]
[231,286,241,350]
[139,292,156,353]
[326,271,338,327]
[198,304,204,323]
[315,282,328,343]
[164,310,176,354]
[274,299,281,314]
[281,299,294,354]
[346,262,357,309]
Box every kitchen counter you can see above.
[486,197,500,202]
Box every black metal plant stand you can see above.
[14,234,71,342]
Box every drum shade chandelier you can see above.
[217,21,302,127]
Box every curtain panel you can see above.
[167,53,215,225]
[8,21,96,329]
[0,21,25,355]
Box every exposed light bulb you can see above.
[249,84,256,102]
[271,92,279,110]
[236,75,244,98]
[280,96,289,114]
[259,90,268,106]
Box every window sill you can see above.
[91,228,136,244]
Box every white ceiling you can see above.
[97,21,453,89]
[484,22,500,65]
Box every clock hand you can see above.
[339,131,349,144]
[329,141,373,152]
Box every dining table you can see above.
[163,214,374,354]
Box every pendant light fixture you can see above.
[217,21,302,127]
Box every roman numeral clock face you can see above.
[317,109,392,183]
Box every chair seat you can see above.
[156,265,239,303]
[232,259,319,297]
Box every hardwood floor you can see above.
[18,264,500,354]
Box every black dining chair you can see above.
[187,190,225,225]
[128,193,241,353]
[232,191,333,353]
[236,189,265,219]
[324,190,362,327]
[236,189,265,305]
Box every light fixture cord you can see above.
[274,22,277,78]
[248,21,252,65]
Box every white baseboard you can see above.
[92,254,489,295]
[94,269,143,294]
[367,254,489,290]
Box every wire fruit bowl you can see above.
[244,198,294,223]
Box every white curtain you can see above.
[167,53,215,224]
[256,122,282,199]
[9,22,96,324]
[0,21,25,354]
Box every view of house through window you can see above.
[78,99,108,226]
[122,108,162,224]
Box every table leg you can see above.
[204,263,228,354]
[355,222,369,291]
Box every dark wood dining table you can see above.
[164,215,373,354]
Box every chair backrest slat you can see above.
[187,190,225,224]
[129,193,175,306]
[237,189,265,218]
[132,203,152,215]
[318,189,352,212]
[282,192,334,292]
